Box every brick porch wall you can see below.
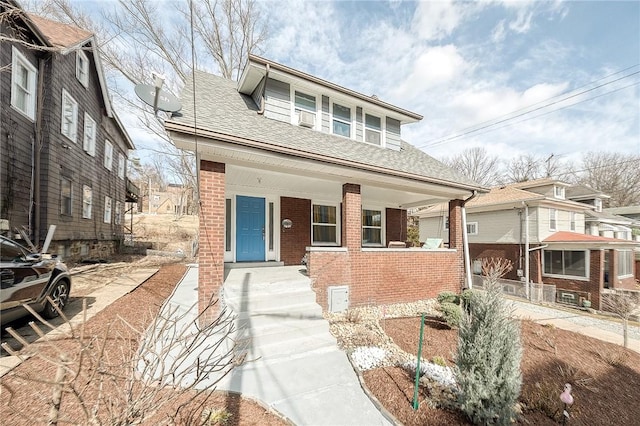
[280,196,311,265]
[198,160,226,323]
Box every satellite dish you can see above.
[134,83,182,113]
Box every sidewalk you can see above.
[0,268,158,377]
[508,299,640,353]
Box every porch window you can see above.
[332,103,351,137]
[312,204,337,244]
[617,250,633,277]
[225,199,231,252]
[549,208,557,231]
[364,114,382,145]
[362,209,382,246]
[61,177,72,216]
[543,249,587,278]
[268,202,274,251]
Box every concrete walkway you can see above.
[508,299,640,353]
[156,265,391,426]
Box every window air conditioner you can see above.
[298,110,315,128]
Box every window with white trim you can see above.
[543,250,587,278]
[332,103,351,137]
[76,50,89,87]
[83,113,96,156]
[61,89,78,142]
[467,222,478,235]
[443,216,449,230]
[362,208,382,246]
[104,196,112,223]
[294,91,316,127]
[61,177,72,216]
[364,113,382,145]
[82,185,92,219]
[549,208,557,231]
[104,140,113,170]
[594,198,602,212]
[617,250,633,277]
[554,185,565,199]
[115,201,122,225]
[11,47,37,120]
[570,212,576,231]
[312,204,338,244]
[117,153,125,179]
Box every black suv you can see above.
[1,236,71,324]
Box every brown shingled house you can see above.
[1,1,138,260]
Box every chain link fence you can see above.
[471,274,556,304]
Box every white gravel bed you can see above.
[507,299,640,339]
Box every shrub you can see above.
[437,291,460,305]
[431,355,448,367]
[439,302,462,328]
[455,258,522,425]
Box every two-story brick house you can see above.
[418,178,639,309]
[0,1,136,260]
[165,55,487,319]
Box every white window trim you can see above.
[554,185,565,199]
[104,196,112,224]
[11,46,38,120]
[76,50,89,87]
[117,153,125,179]
[363,110,385,147]
[549,208,557,231]
[570,212,576,231]
[467,221,478,235]
[542,249,590,281]
[291,89,319,130]
[362,206,385,247]
[594,198,602,212]
[61,88,78,142]
[617,249,634,278]
[82,185,92,219]
[311,202,340,246]
[331,101,353,139]
[83,113,96,156]
[104,140,113,171]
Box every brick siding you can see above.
[198,160,225,324]
[280,196,311,265]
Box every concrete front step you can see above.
[224,289,317,313]
[232,302,324,320]
[234,315,331,347]
[239,333,337,360]
[223,277,312,296]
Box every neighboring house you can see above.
[143,183,195,215]
[165,54,486,319]
[418,178,638,310]
[0,1,137,260]
[604,205,640,281]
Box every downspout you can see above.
[461,190,478,290]
[33,58,46,246]
[257,63,270,115]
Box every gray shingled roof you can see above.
[168,71,483,190]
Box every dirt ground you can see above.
[0,263,287,426]
[127,213,198,254]
[363,316,640,425]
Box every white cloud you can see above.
[509,9,533,33]
[491,19,506,43]
[411,0,464,41]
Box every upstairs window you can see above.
[362,208,382,246]
[467,222,478,235]
[332,103,351,137]
[554,185,565,199]
[570,212,576,231]
[83,113,96,156]
[104,140,113,170]
[82,185,92,219]
[549,208,557,231]
[61,177,72,216]
[76,50,89,87]
[312,204,338,245]
[117,153,125,179]
[594,198,602,212]
[11,47,37,120]
[364,113,382,145]
[104,196,112,223]
[295,91,316,128]
[61,89,78,142]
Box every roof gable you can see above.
[26,14,92,49]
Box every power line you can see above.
[418,67,640,149]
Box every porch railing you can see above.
[471,274,556,304]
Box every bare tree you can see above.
[1,297,243,425]
[441,147,501,186]
[502,154,543,184]
[601,290,640,349]
[572,152,640,207]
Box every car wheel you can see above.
[42,279,70,319]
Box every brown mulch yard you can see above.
[0,263,287,426]
[363,316,640,425]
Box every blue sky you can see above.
[71,0,640,164]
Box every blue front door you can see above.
[236,196,266,262]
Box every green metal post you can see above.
[412,313,426,410]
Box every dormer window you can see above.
[554,185,565,199]
[594,198,602,212]
[76,50,89,87]
[294,91,316,128]
[365,114,382,145]
[332,103,351,137]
